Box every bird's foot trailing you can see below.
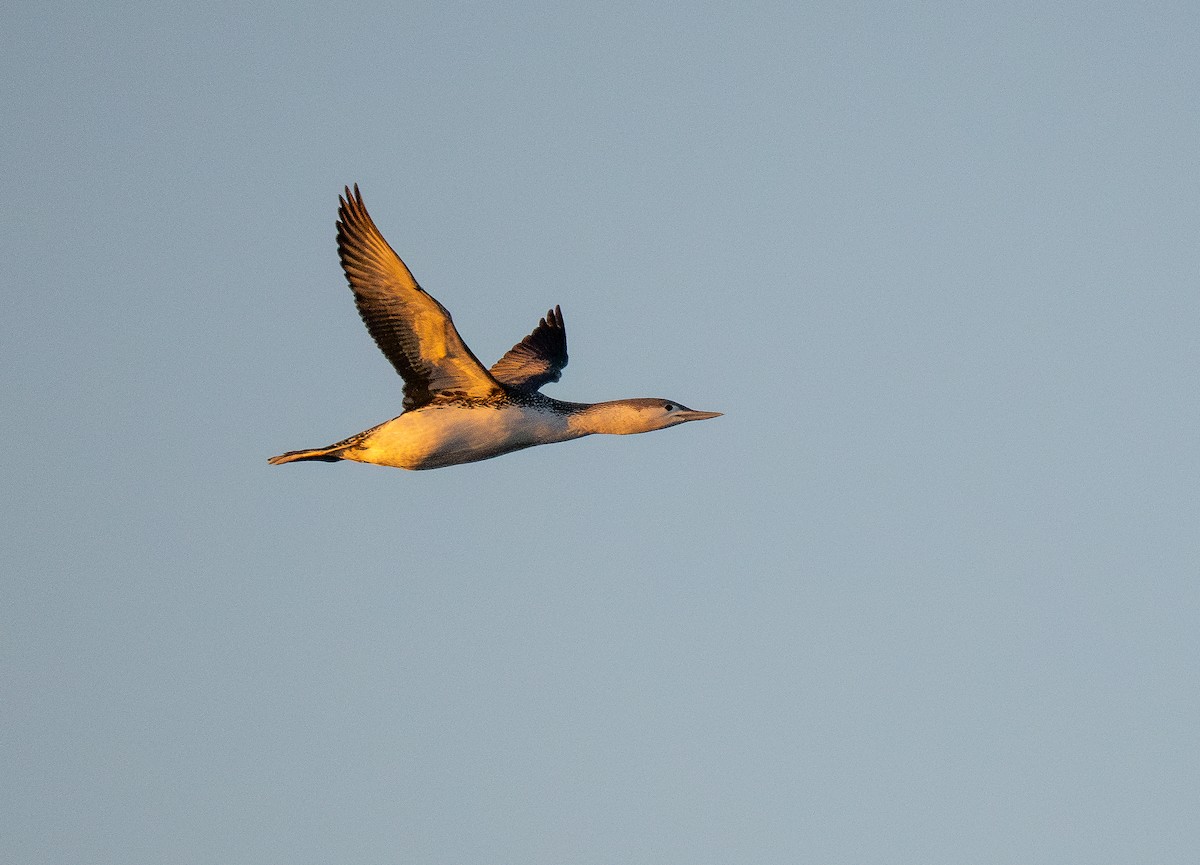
[267,446,344,465]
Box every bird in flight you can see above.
[269,186,721,471]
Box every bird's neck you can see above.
[565,400,649,436]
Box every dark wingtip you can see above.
[339,183,363,212]
[337,184,369,240]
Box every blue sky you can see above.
[3,2,1198,863]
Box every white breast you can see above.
[347,404,579,470]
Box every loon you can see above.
[269,186,721,471]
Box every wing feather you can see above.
[336,185,500,410]
[489,306,569,393]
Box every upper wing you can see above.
[489,305,568,393]
[336,185,501,410]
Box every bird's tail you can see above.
[267,446,345,465]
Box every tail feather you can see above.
[267,446,344,465]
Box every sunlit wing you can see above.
[337,185,502,410]
[489,305,568,393]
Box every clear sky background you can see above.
[3,2,1197,863]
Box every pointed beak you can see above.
[677,410,723,422]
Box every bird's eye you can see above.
[664,403,675,411]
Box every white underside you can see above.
[343,404,583,470]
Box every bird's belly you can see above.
[347,405,576,470]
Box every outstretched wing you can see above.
[337,185,501,410]
[489,305,568,393]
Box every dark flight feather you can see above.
[489,305,569,393]
[336,185,501,411]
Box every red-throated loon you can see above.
[268,186,721,471]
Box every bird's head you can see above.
[577,398,723,435]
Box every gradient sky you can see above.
[3,2,1198,863]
